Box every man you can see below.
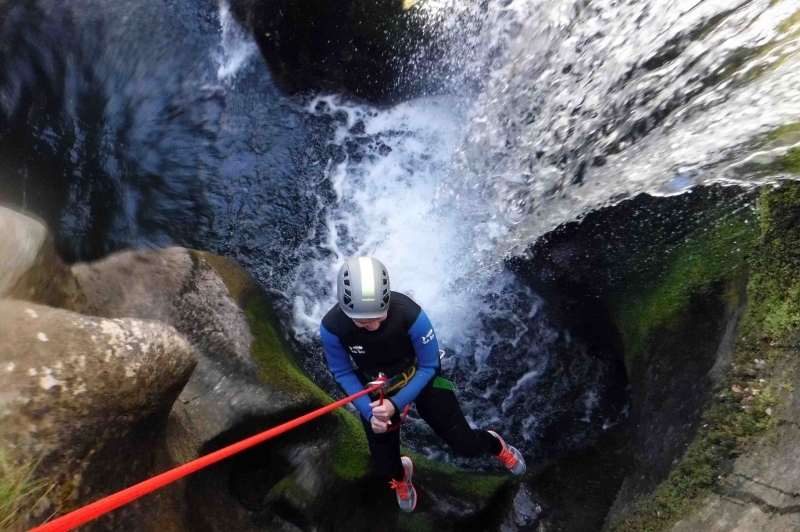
[320,256,526,513]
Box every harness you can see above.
[370,364,417,396]
[362,351,445,433]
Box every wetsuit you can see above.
[321,291,501,482]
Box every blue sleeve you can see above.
[390,311,439,410]
[321,324,373,420]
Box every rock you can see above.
[671,494,800,532]
[72,247,315,461]
[229,0,437,103]
[509,186,760,530]
[499,485,542,531]
[72,247,340,530]
[74,247,256,371]
[0,206,82,309]
[0,300,196,531]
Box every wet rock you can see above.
[72,247,339,530]
[509,186,760,529]
[0,300,196,531]
[229,0,436,103]
[499,485,542,531]
[671,423,800,531]
[0,206,82,309]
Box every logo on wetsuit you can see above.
[421,329,435,344]
[348,345,366,355]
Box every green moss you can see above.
[397,513,436,532]
[0,452,51,530]
[200,251,373,482]
[405,451,508,500]
[611,182,800,532]
[614,218,758,370]
[245,290,374,482]
[778,9,800,33]
[761,148,800,176]
[245,296,326,401]
[331,410,371,481]
[266,476,314,505]
[747,183,800,338]
[767,122,800,142]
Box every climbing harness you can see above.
[26,382,384,532]
[367,372,411,433]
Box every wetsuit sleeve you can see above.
[320,324,373,420]
[389,310,439,411]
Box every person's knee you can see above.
[441,426,484,458]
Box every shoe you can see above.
[389,456,417,512]
[488,430,526,476]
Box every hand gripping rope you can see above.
[367,373,410,433]
[27,383,384,532]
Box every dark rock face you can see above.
[229,0,434,103]
[0,0,225,260]
[0,0,322,271]
[507,186,759,530]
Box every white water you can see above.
[214,1,258,82]
[285,0,800,458]
[456,0,800,256]
[291,95,478,344]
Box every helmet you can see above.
[337,257,391,319]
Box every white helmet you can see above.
[337,257,391,319]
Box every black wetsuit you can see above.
[321,291,501,482]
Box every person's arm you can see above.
[387,310,439,411]
[320,324,373,420]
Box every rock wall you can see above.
[508,181,800,532]
[230,0,438,103]
[508,186,758,530]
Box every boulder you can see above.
[0,300,196,531]
[72,247,343,530]
[72,248,317,461]
[508,186,762,530]
[229,0,438,103]
[0,206,82,309]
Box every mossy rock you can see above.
[610,181,800,531]
[195,251,372,479]
[199,250,511,523]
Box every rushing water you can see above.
[1,0,799,467]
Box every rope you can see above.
[375,375,410,434]
[28,383,383,532]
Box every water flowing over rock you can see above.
[2,0,800,528]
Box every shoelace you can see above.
[389,478,411,499]
[496,446,518,468]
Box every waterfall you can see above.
[2,0,798,467]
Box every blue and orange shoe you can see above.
[389,456,417,512]
[488,430,526,476]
